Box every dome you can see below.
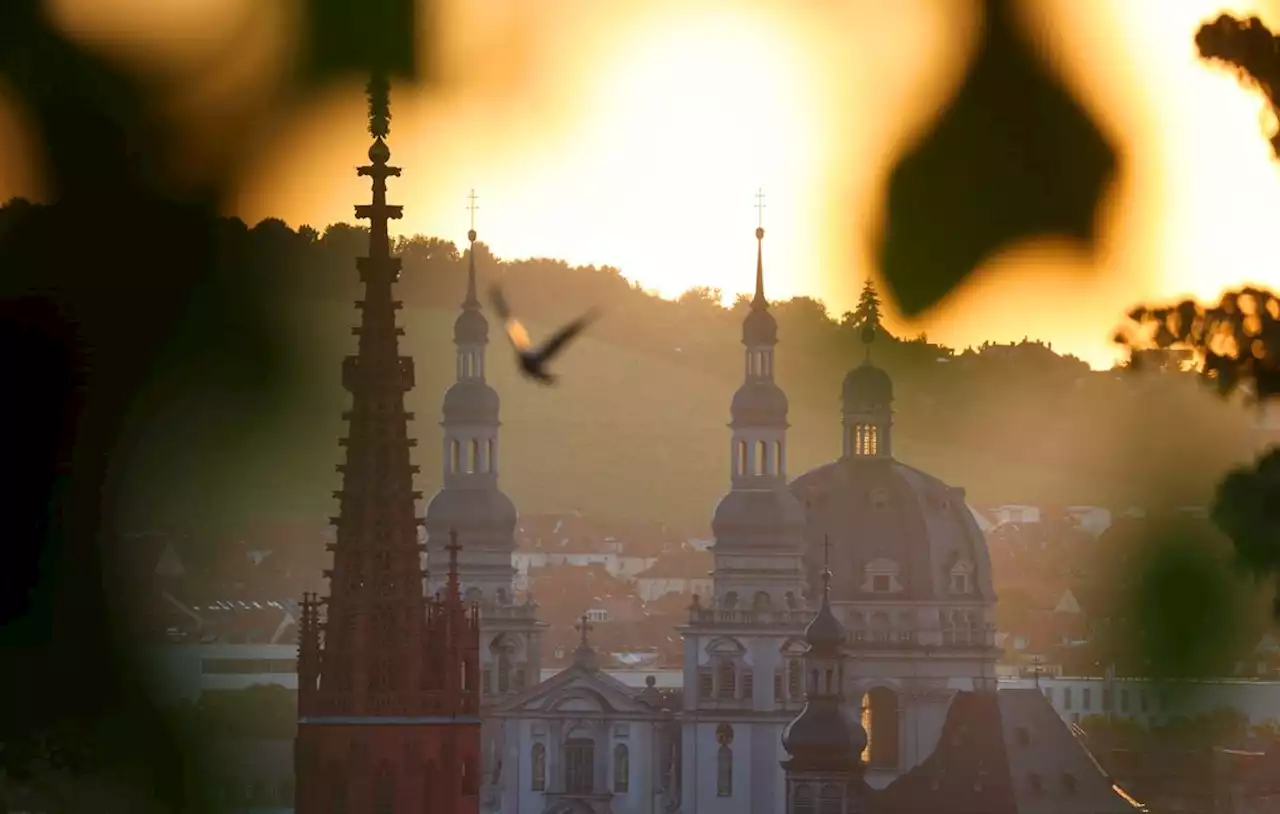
[742,308,778,347]
[789,460,995,603]
[805,595,845,650]
[842,361,892,410]
[730,381,788,425]
[454,307,489,344]
[442,381,499,423]
[711,489,806,541]
[424,487,518,538]
[782,701,867,766]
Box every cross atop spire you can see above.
[755,187,767,229]
[576,614,594,647]
[467,189,479,235]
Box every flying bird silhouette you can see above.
[489,285,600,385]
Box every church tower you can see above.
[423,200,543,811]
[781,564,871,814]
[681,200,810,814]
[295,75,481,814]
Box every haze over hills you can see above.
[9,203,1252,534]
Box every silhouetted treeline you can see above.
[3,198,1264,541]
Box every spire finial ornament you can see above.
[463,190,480,308]
[576,613,594,647]
[752,187,767,309]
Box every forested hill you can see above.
[2,200,1263,534]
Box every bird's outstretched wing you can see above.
[534,308,601,363]
[489,285,532,351]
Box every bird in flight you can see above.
[489,285,600,385]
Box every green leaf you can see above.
[877,0,1116,317]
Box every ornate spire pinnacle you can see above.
[753,187,767,310]
[446,529,462,602]
[573,613,598,670]
[367,73,391,140]
[464,189,480,309]
[821,534,833,600]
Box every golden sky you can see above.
[5,0,1280,369]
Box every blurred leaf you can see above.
[1213,447,1280,615]
[1197,14,1280,156]
[878,0,1116,317]
[300,0,421,84]
[1108,518,1254,683]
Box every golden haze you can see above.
[5,0,1280,369]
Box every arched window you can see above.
[735,441,747,476]
[613,744,630,793]
[756,440,768,475]
[794,783,815,814]
[752,591,771,611]
[469,439,480,474]
[373,760,396,814]
[450,439,461,473]
[564,738,595,794]
[861,687,901,769]
[488,438,497,473]
[716,744,733,797]
[722,591,738,609]
[531,743,546,791]
[774,440,784,476]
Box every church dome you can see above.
[712,489,806,541]
[789,460,995,603]
[742,307,778,347]
[782,701,867,767]
[442,381,500,423]
[424,487,517,537]
[454,307,489,344]
[842,361,892,410]
[730,381,788,425]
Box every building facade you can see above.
[294,76,481,814]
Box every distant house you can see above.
[633,549,714,601]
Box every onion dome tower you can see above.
[841,318,893,460]
[781,562,870,813]
[707,218,807,611]
[296,74,481,814]
[424,200,519,604]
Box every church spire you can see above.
[752,187,768,310]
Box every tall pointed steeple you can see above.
[295,73,481,814]
[426,193,517,601]
[708,194,806,609]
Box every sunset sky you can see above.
[5,0,1280,368]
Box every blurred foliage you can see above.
[878,0,1116,316]
[1214,448,1280,617]
[1197,14,1280,157]
[1116,287,1280,400]
[1093,514,1257,688]
[168,685,298,741]
[0,0,433,808]
[1079,707,1269,750]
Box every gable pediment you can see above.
[492,667,656,718]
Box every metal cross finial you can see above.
[446,529,462,561]
[575,613,593,646]
[822,534,832,568]
[466,189,479,231]
[754,187,766,229]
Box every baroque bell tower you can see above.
[295,74,481,814]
